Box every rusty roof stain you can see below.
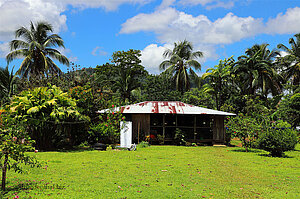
[98,101,236,116]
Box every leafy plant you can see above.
[7,85,89,150]
[89,104,125,144]
[137,141,150,148]
[0,115,40,191]
[156,134,165,145]
[226,114,263,151]
[257,128,298,157]
[174,128,186,146]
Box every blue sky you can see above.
[0,0,300,74]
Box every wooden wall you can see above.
[132,114,150,143]
[212,115,225,144]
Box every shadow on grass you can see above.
[258,153,294,158]
[1,181,42,195]
[1,180,66,196]
[231,148,262,153]
[232,148,295,158]
[57,147,95,153]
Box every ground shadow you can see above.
[258,153,294,158]
[231,148,262,153]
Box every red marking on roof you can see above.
[120,107,125,113]
[201,113,207,114]
[152,101,159,113]
[98,101,235,116]
[171,106,176,114]
[178,102,186,107]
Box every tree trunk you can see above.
[1,154,9,191]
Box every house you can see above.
[98,101,235,145]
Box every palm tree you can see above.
[0,66,17,105]
[277,33,300,89]
[202,57,234,110]
[6,21,69,78]
[233,44,281,97]
[159,40,203,93]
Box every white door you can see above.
[120,121,132,148]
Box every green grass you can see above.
[1,145,300,199]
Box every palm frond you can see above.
[6,49,29,64]
[159,60,172,70]
[44,34,65,48]
[47,51,70,66]
[186,59,201,70]
[10,40,29,50]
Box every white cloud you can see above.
[120,8,179,34]
[265,7,300,34]
[120,9,263,45]
[121,6,300,62]
[0,0,152,58]
[140,44,170,74]
[0,0,67,42]
[0,0,152,42]
[91,46,108,56]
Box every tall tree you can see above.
[96,49,147,103]
[277,33,300,90]
[202,57,234,110]
[6,21,69,78]
[159,40,203,93]
[233,44,281,98]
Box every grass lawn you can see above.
[1,144,300,199]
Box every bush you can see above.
[226,114,263,151]
[174,128,186,146]
[257,128,298,157]
[137,141,150,148]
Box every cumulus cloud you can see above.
[120,8,179,34]
[0,0,67,41]
[0,0,152,57]
[0,0,152,42]
[120,9,265,45]
[140,44,169,74]
[265,7,300,34]
[91,46,108,56]
[121,6,300,62]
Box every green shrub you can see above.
[257,128,298,157]
[174,128,186,146]
[137,141,150,148]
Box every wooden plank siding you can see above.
[212,115,225,144]
[131,114,150,143]
[129,113,225,144]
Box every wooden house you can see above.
[99,101,235,145]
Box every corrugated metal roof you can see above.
[98,101,236,116]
